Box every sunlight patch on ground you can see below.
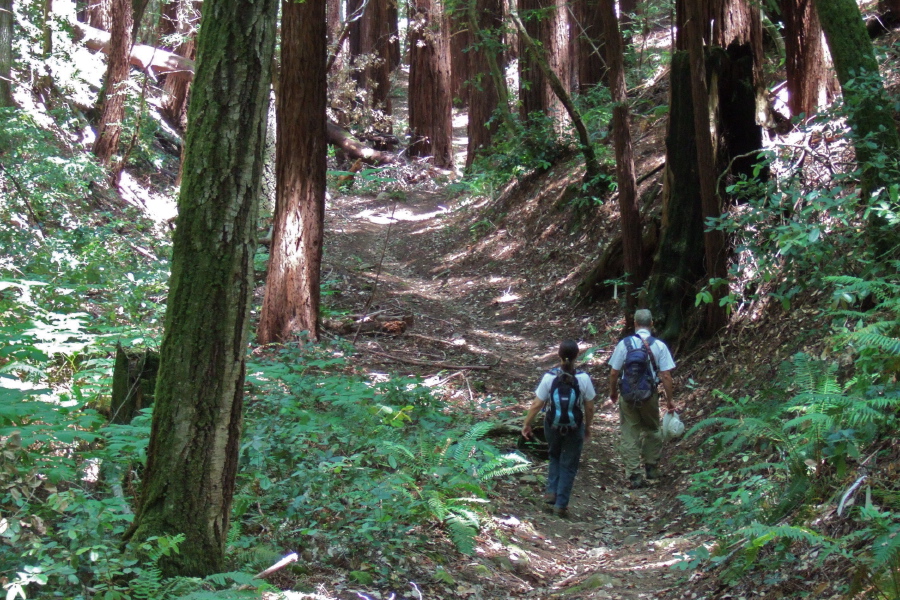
[352,205,449,224]
[119,172,178,224]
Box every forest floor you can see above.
[297,69,833,598]
[318,183,698,600]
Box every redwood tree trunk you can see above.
[87,0,111,29]
[517,0,543,119]
[781,0,830,118]
[685,0,727,334]
[361,0,392,117]
[159,0,200,131]
[600,0,640,332]
[644,52,705,342]
[573,0,606,92]
[450,12,470,105]
[92,0,133,165]
[257,0,327,344]
[123,0,277,576]
[517,0,569,128]
[408,0,453,166]
[0,0,12,107]
[465,0,504,167]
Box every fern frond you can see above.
[870,525,900,572]
[852,332,900,356]
[477,452,530,481]
[739,522,829,548]
[446,517,477,555]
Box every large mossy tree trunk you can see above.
[257,0,327,344]
[644,52,705,342]
[92,0,132,167]
[123,0,277,576]
[0,0,12,107]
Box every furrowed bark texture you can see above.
[645,52,705,342]
[600,0,640,331]
[685,0,727,334]
[781,0,831,117]
[257,0,327,344]
[449,11,470,105]
[92,0,133,165]
[0,0,12,106]
[361,0,392,116]
[125,0,277,576]
[159,0,200,130]
[465,0,504,168]
[517,0,569,128]
[573,0,606,92]
[408,0,453,166]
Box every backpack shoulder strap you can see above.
[640,336,659,373]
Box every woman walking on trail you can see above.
[521,340,596,518]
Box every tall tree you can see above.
[408,0,453,166]
[812,0,900,258]
[0,0,13,107]
[517,0,570,128]
[684,0,727,334]
[449,11,470,105]
[92,0,133,166]
[572,0,606,93]
[257,0,327,344]
[159,0,200,131]
[87,0,111,29]
[599,0,640,332]
[465,0,506,167]
[781,0,832,118]
[122,0,277,575]
[360,0,392,118]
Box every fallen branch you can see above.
[327,122,397,165]
[361,348,498,371]
[70,19,196,80]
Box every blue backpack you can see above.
[619,336,659,406]
[544,369,583,433]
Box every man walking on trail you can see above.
[607,309,676,489]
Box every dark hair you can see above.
[558,340,579,376]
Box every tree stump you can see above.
[110,343,159,424]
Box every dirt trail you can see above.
[325,188,697,599]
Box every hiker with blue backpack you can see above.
[521,340,596,518]
[607,309,677,489]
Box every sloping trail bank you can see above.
[323,188,699,599]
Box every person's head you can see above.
[634,309,653,329]
[558,339,579,373]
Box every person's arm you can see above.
[608,368,619,405]
[583,400,595,441]
[522,397,544,439]
[659,370,675,410]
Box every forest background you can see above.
[1,0,900,597]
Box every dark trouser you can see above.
[618,391,662,478]
[544,422,585,509]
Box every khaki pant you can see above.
[618,393,662,477]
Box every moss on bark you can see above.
[124,0,278,577]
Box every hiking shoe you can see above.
[553,506,570,519]
[628,473,646,489]
[543,493,557,505]
[645,464,661,480]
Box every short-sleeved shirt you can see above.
[608,329,676,372]
[535,371,597,402]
